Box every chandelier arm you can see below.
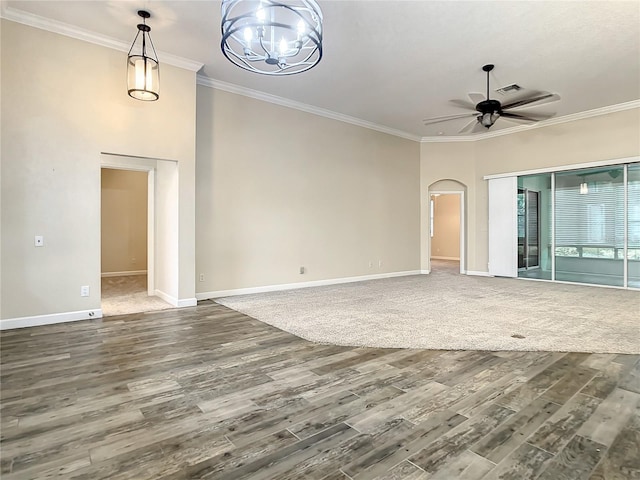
[258,36,270,56]
[283,44,303,59]
[225,47,258,63]
[293,47,315,65]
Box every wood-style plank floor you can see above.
[1,301,639,479]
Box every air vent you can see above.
[495,84,522,95]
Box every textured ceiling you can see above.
[4,0,640,139]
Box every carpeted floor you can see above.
[216,262,640,354]
[101,275,173,317]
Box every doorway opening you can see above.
[100,167,171,316]
[100,152,181,316]
[429,190,465,274]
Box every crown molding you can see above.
[199,74,639,144]
[421,100,640,143]
[0,4,204,72]
[197,75,423,142]
[6,0,632,140]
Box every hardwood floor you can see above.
[1,301,638,479]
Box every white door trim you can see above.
[147,169,155,295]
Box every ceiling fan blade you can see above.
[502,92,560,110]
[468,92,485,104]
[471,121,487,133]
[459,117,479,134]
[501,111,554,123]
[449,99,477,110]
[423,112,477,125]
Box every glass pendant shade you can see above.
[127,56,159,101]
[127,11,159,101]
[479,111,500,128]
[221,0,323,75]
[580,182,589,194]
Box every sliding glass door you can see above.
[629,163,640,288]
[518,175,551,280]
[555,166,625,287]
[516,162,638,289]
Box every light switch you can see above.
[35,235,44,247]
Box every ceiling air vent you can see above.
[495,84,522,95]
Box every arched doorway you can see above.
[427,179,467,274]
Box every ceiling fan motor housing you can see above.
[476,99,502,128]
[476,99,501,115]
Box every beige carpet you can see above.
[101,275,173,317]
[215,263,640,354]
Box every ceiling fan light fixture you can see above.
[127,10,160,101]
[221,0,323,75]
[480,112,499,128]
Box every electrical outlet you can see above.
[199,274,205,282]
[80,286,90,297]
[299,266,305,274]
[368,261,373,268]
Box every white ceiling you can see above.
[4,0,640,139]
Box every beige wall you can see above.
[431,194,460,260]
[2,18,637,322]
[420,143,476,272]
[101,169,148,274]
[196,86,421,293]
[1,20,197,320]
[421,108,640,273]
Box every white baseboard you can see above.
[101,270,147,277]
[466,270,492,277]
[430,256,460,261]
[154,289,197,308]
[177,298,197,307]
[420,270,430,274]
[0,309,103,330]
[155,289,177,306]
[196,270,422,300]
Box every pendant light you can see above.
[580,182,589,195]
[127,10,160,101]
[221,0,323,75]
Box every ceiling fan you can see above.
[423,64,560,134]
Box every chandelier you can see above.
[221,0,323,75]
[127,10,160,101]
